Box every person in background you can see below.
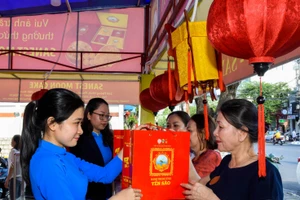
[292,130,297,141]
[181,99,283,200]
[166,111,190,131]
[5,134,21,200]
[20,88,142,200]
[135,110,205,185]
[0,148,8,168]
[187,114,221,178]
[70,98,114,200]
[136,110,190,131]
[274,129,282,143]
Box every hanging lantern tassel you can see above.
[216,51,225,92]
[206,0,300,178]
[257,77,266,177]
[200,82,210,140]
[167,56,173,101]
[187,50,192,94]
[253,62,270,177]
[203,98,209,140]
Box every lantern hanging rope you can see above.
[165,24,185,103]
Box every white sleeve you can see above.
[8,149,16,168]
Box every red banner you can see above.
[0,79,140,104]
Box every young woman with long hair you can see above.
[20,88,142,200]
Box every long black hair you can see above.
[20,88,84,185]
[82,98,113,149]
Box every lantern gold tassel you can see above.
[257,77,266,177]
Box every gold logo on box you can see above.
[150,148,174,176]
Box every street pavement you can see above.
[284,188,300,200]
[257,141,300,199]
[290,141,300,146]
[276,141,300,199]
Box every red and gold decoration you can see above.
[207,0,300,177]
[114,129,190,200]
[167,12,224,140]
[149,69,184,111]
[139,88,168,115]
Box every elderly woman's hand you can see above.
[181,181,219,200]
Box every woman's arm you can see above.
[189,157,201,182]
[199,175,210,185]
[4,163,13,188]
[4,149,14,188]
[72,152,122,184]
[117,148,123,160]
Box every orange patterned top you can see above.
[192,149,222,178]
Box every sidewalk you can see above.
[290,141,300,145]
[284,188,300,200]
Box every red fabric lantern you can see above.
[31,89,48,101]
[207,0,300,177]
[207,0,300,65]
[139,88,167,115]
[149,70,184,108]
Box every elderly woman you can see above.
[182,99,283,200]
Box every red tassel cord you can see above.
[168,56,173,101]
[216,51,225,92]
[258,104,266,177]
[187,50,192,94]
[257,77,266,177]
[203,97,210,140]
[184,12,194,96]
[184,91,188,103]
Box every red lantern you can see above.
[31,89,48,101]
[149,70,184,109]
[207,0,300,177]
[207,0,300,65]
[139,88,167,115]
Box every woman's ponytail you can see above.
[20,101,42,185]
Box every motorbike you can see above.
[294,133,300,141]
[273,136,283,145]
[0,156,8,199]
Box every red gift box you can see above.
[114,129,190,200]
